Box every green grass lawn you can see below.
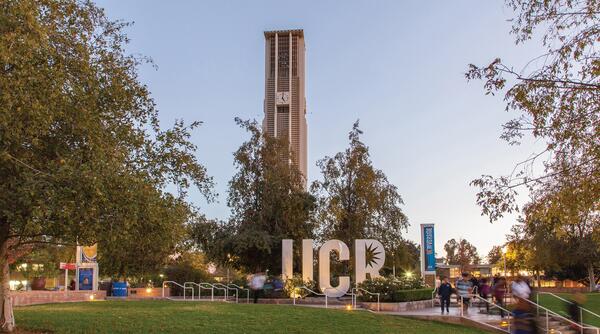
[15,300,486,334]
[536,293,600,327]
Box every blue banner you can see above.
[78,268,94,291]
[423,225,435,272]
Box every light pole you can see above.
[502,246,507,277]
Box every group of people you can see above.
[438,272,517,316]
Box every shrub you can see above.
[357,275,431,302]
[283,274,318,298]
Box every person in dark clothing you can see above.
[479,278,491,313]
[493,277,507,318]
[438,276,453,314]
[568,293,586,331]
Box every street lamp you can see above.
[502,246,507,277]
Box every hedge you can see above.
[358,288,434,303]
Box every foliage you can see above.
[0,0,213,329]
[384,239,420,276]
[467,0,600,222]
[311,121,409,252]
[283,273,318,298]
[163,252,211,296]
[443,238,481,269]
[195,118,315,273]
[486,245,504,266]
[14,300,488,334]
[11,245,71,279]
[357,276,426,302]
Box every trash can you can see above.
[112,282,127,297]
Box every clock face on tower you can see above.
[276,92,290,105]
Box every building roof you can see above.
[264,29,304,38]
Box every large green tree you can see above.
[443,238,481,270]
[0,1,213,330]
[467,0,599,291]
[311,121,409,257]
[195,119,315,274]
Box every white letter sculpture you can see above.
[355,239,386,284]
[282,239,293,280]
[318,239,350,297]
[302,239,313,281]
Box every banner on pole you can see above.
[420,224,436,274]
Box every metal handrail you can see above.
[351,288,380,312]
[292,286,329,308]
[184,282,215,301]
[162,281,193,300]
[460,294,513,333]
[209,283,227,301]
[213,282,237,303]
[198,282,216,301]
[536,292,600,327]
[228,283,250,304]
[521,296,599,334]
[431,287,437,307]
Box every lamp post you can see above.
[502,246,507,277]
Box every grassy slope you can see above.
[537,293,600,327]
[15,300,486,334]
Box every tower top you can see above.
[264,29,304,38]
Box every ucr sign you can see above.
[281,239,385,297]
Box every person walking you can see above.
[249,272,266,304]
[438,277,453,315]
[479,278,491,313]
[456,272,473,314]
[493,277,507,318]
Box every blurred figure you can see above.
[248,272,266,304]
[493,277,507,318]
[456,272,473,314]
[479,278,491,313]
[438,276,453,315]
[512,296,538,334]
[511,275,531,300]
[568,292,587,331]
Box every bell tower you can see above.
[263,29,308,181]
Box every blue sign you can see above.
[78,268,94,290]
[423,225,435,272]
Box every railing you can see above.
[198,283,216,301]
[536,292,600,330]
[431,287,437,307]
[292,286,328,308]
[213,283,237,303]
[162,281,193,300]
[228,283,250,304]
[460,294,513,333]
[351,288,380,312]
[184,282,215,301]
[522,297,599,334]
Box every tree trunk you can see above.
[0,222,14,332]
[588,263,596,293]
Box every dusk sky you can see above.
[96,0,544,258]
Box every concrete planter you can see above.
[362,299,433,312]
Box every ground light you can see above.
[146,288,152,293]
[89,295,95,301]
[405,271,413,278]
[345,305,353,311]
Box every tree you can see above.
[487,245,504,266]
[195,119,315,274]
[443,238,481,270]
[311,121,409,255]
[0,1,213,330]
[520,182,600,290]
[385,239,420,276]
[467,0,599,223]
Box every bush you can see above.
[357,275,431,302]
[283,274,318,298]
